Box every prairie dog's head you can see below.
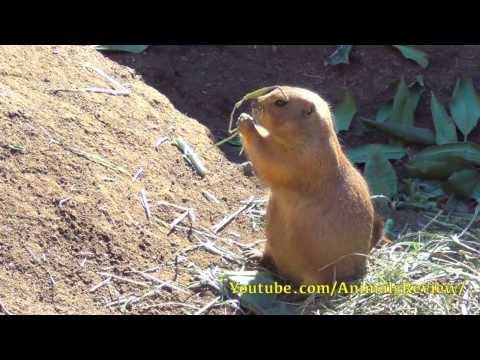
[251,86,335,141]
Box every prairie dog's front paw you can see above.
[237,113,255,134]
[243,248,264,262]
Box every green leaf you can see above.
[362,118,435,145]
[325,45,352,66]
[412,142,480,166]
[393,45,429,69]
[364,152,398,198]
[347,144,407,164]
[223,271,298,315]
[473,183,480,203]
[431,92,458,145]
[334,92,357,133]
[376,101,393,123]
[406,143,480,179]
[95,45,150,54]
[375,78,423,124]
[446,169,480,200]
[389,77,424,126]
[449,78,480,140]
[405,158,473,180]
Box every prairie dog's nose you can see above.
[250,99,259,110]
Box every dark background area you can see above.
[104,45,480,163]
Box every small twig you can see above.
[106,296,138,308]
[129,271,190,295]
[132,168,144,182]
[140,190,152,222]
[211,196,255,234]
[193,296,221,315]
[89,277,112,293]
[140,302,200,311]
[451,235,480,256]
[458,205,479,240]
[26,247,42,264]
[83,64,127,91]
[154,136,169,150]
[50,63,131,96]
[84,87,130,96]
[194,234,243,264]
[58,197,72,208]
[98,272,150,288]
[158,200,193,213]
[0,301,13,315]
[201,190,220,204]
[169,211,190,234]
[421,209,444,232]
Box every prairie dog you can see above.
[238,86,383,286]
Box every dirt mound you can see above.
[0,46,262,314]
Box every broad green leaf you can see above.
[362,118,435,145]
[375,78,423,124]
[389,77,424,126]
[449,78,480,140]
[413,142,480,166]
[223,271,298,315]
[446,169,480,200]
[325,45,352,66]
[431,92,458,145]
[364,152,398,198]
[347,144,407,164]
[95,45,149,54]
[392,45,429,69]
[334,92,357,133]
[376,101,393,123]
[406,158,474,180]
[473,183,480,203]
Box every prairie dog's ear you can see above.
[302,104,315,117]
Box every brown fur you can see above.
[238,86,383,286]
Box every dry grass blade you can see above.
[194,235,243,264]
[169,211,190,234]
[0,300,13,315]
[83,63,131,95]
[201,190,220,204]
[98,272,150,288]
[211,196,255,234]
[132,168,144,182]
[65,146,129,175]
[154,136,169,150]
[89,277,112,293]
[129,271,190,295]
[193,296,221,315]
[140,190,152,221]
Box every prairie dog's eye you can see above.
[274,99,288,107]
